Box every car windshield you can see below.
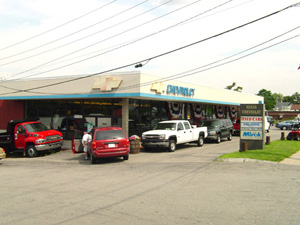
[155,123,176,130]
[95,130,126,140]
[202,121,218,128]
[25,123,49,132]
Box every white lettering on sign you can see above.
[241,122,262,128]
[241,116,262,122]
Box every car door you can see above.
[176,122,186,144]
[14,125,27,150]
[183,121,193,142]
[220,120,228,138]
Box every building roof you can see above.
[291,104,300,111]
[0,71,263,106]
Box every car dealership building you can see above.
[0,71,263,139]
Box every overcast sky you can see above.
[0,0,299,96]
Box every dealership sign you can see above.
[240,104,265,150]
[240,116,263,140]
[166,85,195,97]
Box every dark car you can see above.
[87,126,129,164]
[202,119,233,143]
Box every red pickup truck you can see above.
[0,120,63,157]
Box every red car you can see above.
[233,118,240,136]
[88,127,129,164]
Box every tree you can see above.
[283,95,293,102]
[225,82,243,92]
[292,92,300,104]
[257,89,276,110]
[272,93,283,103]
[282,92,300,104]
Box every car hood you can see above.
[143,129,176,135]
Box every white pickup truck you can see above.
[141,120,208,152]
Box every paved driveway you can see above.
[1,126,300,225]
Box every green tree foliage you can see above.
[272,93,283,103]
[225,82,243,92]
[283,95,293,102]
[282,92,300,104]
[292,92,300,104]
[257,89,276,110]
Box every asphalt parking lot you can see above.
[1,127,300,225]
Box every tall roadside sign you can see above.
[240,104,265,151]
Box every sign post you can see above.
[240,104,265,151]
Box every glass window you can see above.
[16,125,26,134]
[177,122,184,130]
[183,122,191,130]
[24,123,49,132]
[95,130,125,140]
[51,100,67,129]
[68,99,83,117]
[26,100,39,120]
[156,123,176,130]
[204,105,214,119]
[38,100,53,129]
[151,101,169,128]
[129,100,139,136]
[84,99,113,117]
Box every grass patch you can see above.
[219,140,300,162]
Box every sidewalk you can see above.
[280,151,300,165]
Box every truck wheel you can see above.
[27,145,38,158]
[197,135,204,147]
[143,147,151,151]
[227,132,232,141]
[123,155,129,160]
[168,140,176,152]
[216,134,221,143]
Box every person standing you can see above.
[82,131,91,160]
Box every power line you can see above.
[1,33,299,96]
[9,0,233,80]
[0,22,300,95]
[0,2,299,95]
[0,0,150,63]
[17,0,252,72]
[9,0,206,78]
[0,0,118,52]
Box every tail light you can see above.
[1,148,5,153]
[92,142,96,150]
[126,139,129,147]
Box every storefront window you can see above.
[140,100,151,133]
[151,101,169,128]
[52,100,67,130]
[39,100,53,129]
[129,100,139,136]
[204,105,214,119]
[84,99,113,127]
[112,99,122,127]
[26,100,39,120]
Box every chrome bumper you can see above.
[35,140,64,151]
